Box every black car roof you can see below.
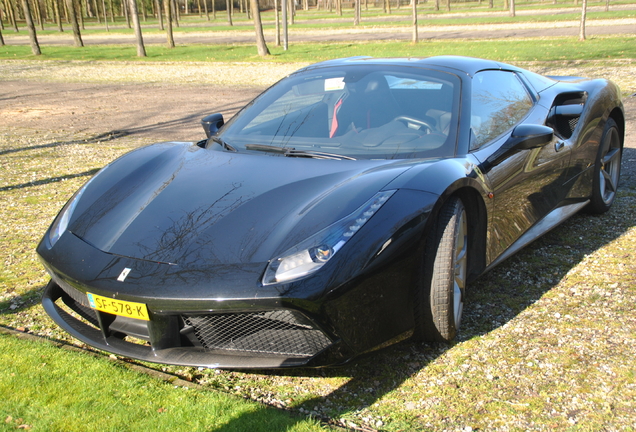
[296,55,558,93]
[299,55,509,77]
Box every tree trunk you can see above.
[579,0,587,40]
[156,0,163,28]
[0,26,4,45]
[101,0,108,29]
[163,0,174,46]
[33,0,44,31]
[274,0,280,46]
[129,0,146,55]
[250,0,268,56]
[21,0,41,54]
[7,0,19,31]
[172,0,179,26]
[141,0,147,21]
[123,0,130,27]
[54,0,64,31]
[108,0,114,21]
[281,0,287,50]
[225,0,232,24]
[411,0,417,43]
[78,0,84,29]
[509,0,514,17]
[66,0,83,45]
[353,0,359,25]
[93,0,100,22]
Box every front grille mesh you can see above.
[183,310,332,357]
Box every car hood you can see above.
[68,143,417,266]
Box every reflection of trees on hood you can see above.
[72,159,183,250]
[136,182,247,265]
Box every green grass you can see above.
[0,332,327,431]
[1,35,635,62]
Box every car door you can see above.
[469,70,572,264]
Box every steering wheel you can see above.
[393,116,435,134]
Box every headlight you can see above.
[47,165,108,247]
[263,190,396,285]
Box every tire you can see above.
[414,197,468,343]
[587,118,622,214]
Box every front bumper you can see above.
[43,279,344,369]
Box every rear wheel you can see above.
[588,118,622,214]
[414,197,468,343]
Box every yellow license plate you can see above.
[87,292,150,321]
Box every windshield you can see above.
[219,64,461,160]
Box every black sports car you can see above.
[38,56,624,369]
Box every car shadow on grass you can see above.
[215,156,636,430]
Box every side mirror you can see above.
[481,124,554,172]
[201,113,225,138]
[506,124,555,151]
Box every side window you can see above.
[470,71,533,150]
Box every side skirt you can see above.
[486,200,590,272]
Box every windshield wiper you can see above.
[244,144,355,161]
[211,136,237,152]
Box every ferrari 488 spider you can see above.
[38,56,624,368]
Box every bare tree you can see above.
[54,0,64,31]
[274,0,280,46]
[164,0,174,46]
[226,0,232,25]
[354,0,360,25]
[6,0,19,32]
[101,0,109,30]
[412,0,417,43]
[129,0,146,56]
[21,0,41,54]
[250,0,269,56]
[579,0,587,40]
[66,0,83,46]
[33,0,44,31]
[155,0,163,29]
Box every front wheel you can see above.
[587,118,622,214]
[414,197,468,343]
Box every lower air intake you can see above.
[183,310,332,357]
